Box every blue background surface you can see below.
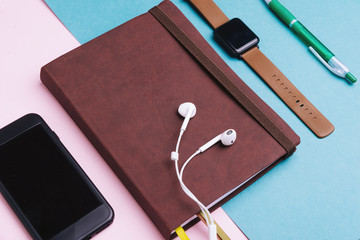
[44,0,360,239]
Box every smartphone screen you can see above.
[0,115,113,240]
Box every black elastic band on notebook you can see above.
[149,6,296,158]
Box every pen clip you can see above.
[309,47,347,78]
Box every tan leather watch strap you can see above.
[243,47,334,138]
[188,0,228,29]
[187,0,334,138]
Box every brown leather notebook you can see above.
[40,1,300,239]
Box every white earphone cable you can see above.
[175,157,210,226]
[173,130,214,227]
[175,130,184,153]
[179,150,214,225]
[172,103,235,240]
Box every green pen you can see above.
[264,0,357,83]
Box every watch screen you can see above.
[215,18,259,56]
[0,125,101,239]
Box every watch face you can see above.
[215,18,259,57]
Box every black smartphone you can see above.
[0,114,114,240]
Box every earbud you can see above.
[199,129,236,153]
[178,102,196,132]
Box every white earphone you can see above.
[178,102,196,132]
[199,129,237,152]
[171,102,236,240]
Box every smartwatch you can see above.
[214,18,259,58]
[188,0,334,138]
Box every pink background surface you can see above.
[0,0,246,239]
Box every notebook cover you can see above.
[40,0,300,238]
